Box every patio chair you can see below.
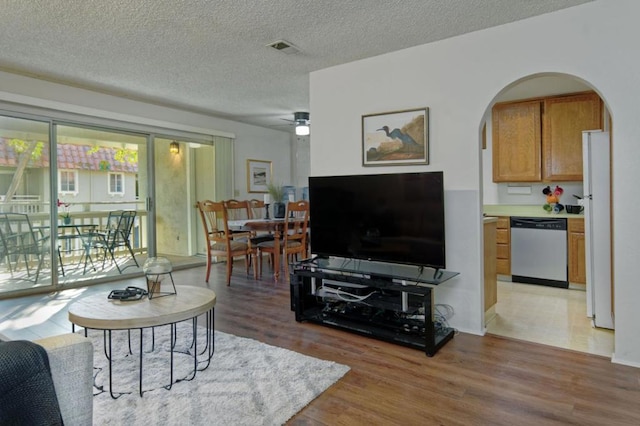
[92,210,139,273]
[0,213,49,283]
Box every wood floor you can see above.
[2,262,640,425]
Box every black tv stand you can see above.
[290,257,459,357]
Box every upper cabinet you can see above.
[492,100,542,182]
[492,92,602,182]
[542,93,602,181]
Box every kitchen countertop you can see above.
[483,216,498,224]
[484,204,584,219]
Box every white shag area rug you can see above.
[88,323,349,425]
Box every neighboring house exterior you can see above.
[0,138,138,213]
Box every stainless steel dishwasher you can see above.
[510,217,568,289]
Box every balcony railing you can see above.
[28,209,148,256]
[0,195,43,213]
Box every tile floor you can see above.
[486,280,615,358]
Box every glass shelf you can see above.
[296,257,459,286]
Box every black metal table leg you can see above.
[76,306,216,399]
[139,328,144,397]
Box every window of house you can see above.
[108,172,124,195]
[58,170,78,195]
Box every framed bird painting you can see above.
[362,107,429,166]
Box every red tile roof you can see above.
[0,138,138,173]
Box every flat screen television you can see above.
[309,171,446,269]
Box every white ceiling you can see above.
[0,0,592,132]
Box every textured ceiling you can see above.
[0,0,592,132]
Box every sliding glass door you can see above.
[0,115,52,294]
[0,108,229,298]
[55,124,148,285]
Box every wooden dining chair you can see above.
[248,199,265,219]
[224,199,263,274]
[224,199,252,221]
[257,200,310,281]
[197,200,255,285]
[246,199,276,269]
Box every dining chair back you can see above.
[248,199,266,219]
[257,200,310,280]
[284,200,310,260]
[224,199,255,240]
[197,200,254,285]
[224,199,251,221]
[246,199,275,252]
[0,212,49,283]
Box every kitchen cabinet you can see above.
[568,218,586,284]
[492,100,542,182]
[484,219,498,313]
[496,217,510,275]
[543,93,602,181]
[492,92,602,182]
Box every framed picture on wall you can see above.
[247,159,272,193]
[362,107,429,166]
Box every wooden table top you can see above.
[68,285,216,330]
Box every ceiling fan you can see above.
[276,112,310,135]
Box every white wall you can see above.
[310,0,640,366]
[232,126,292,200]
[292,135,311,190]
[0,71,293,199]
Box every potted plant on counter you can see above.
[267,182,286,218]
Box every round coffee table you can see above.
[68,285,216,397]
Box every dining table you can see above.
[227,218,303,281]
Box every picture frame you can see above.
[362,108,429,166]
[246,159,272,193]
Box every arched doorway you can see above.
[480,73,614,358]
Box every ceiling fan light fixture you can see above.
[294,112,310,136]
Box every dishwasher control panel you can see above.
[510,217,567,230]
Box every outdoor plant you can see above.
[57,199,71,219]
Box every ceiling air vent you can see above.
[267,40,299,55]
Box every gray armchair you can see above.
[35,334,94,425]
[0,333,93,425]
